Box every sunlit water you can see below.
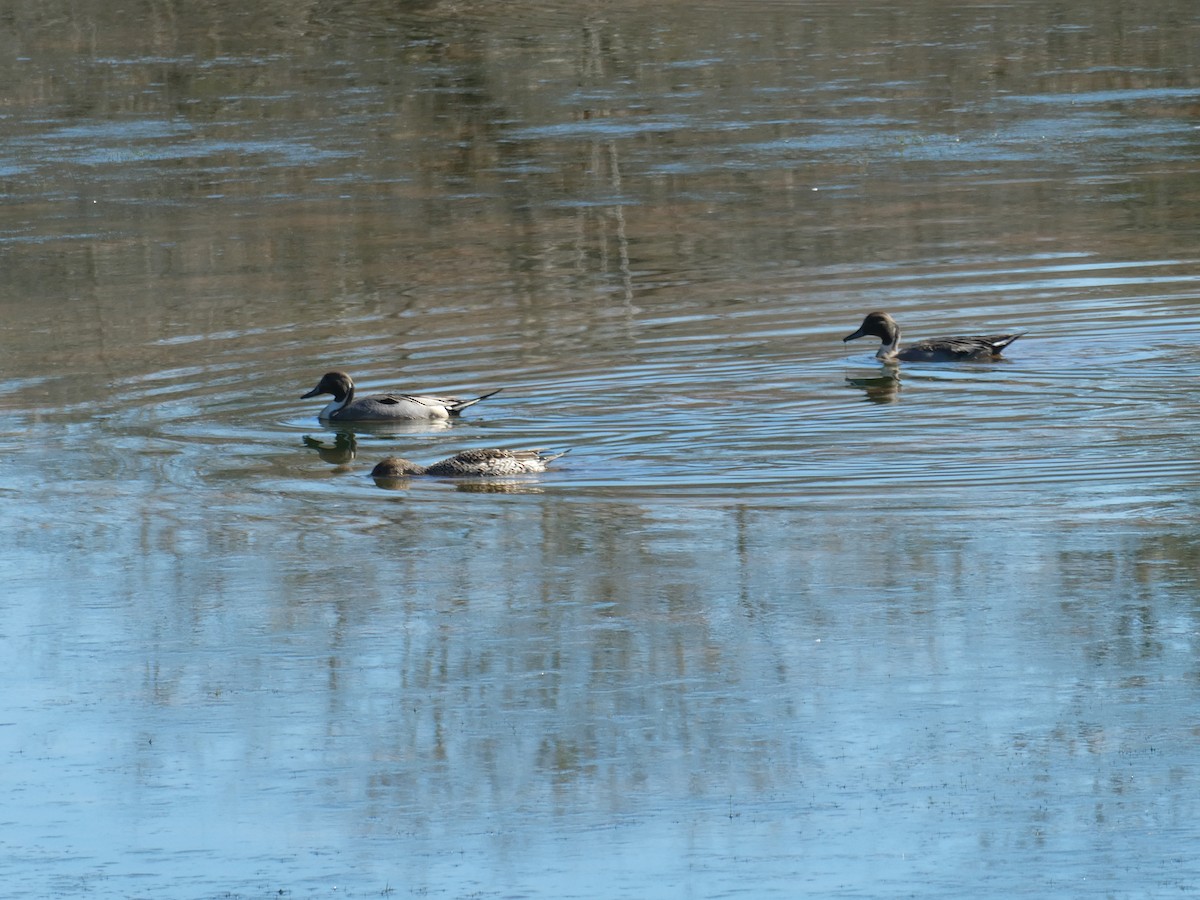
[3,1,1200,897]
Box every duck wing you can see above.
[980,332,1025,354]
[902,333,1025,361]
[367,392,455,411]
[424,448,568,477]
[367,387,503,415]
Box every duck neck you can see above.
[875,330,900,360]
[323,384,354,418]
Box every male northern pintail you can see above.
[843,311,1025,362]
[302,371,502,422]
[371,448,569,479]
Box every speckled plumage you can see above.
[371,448,568,479]
[843,311,1025,362]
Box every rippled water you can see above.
[4,0,1200,897]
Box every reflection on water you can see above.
[3,0,1200,896]
[303,432,359,465]
[846,371,902,404]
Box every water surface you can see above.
[3,0,1200,897]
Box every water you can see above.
[3,0,1200,896]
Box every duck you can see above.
[843,311,1025,362]
[371,448,569,479]
[302,371,502,421]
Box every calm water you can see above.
[3,0,1200,897]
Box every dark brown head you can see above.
[843,311,900,346]
[371,457,426,478]
[302,371,354,402]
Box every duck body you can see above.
[302,371,501,422]
[371,448,568,479]
[843,311,1024,362]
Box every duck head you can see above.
[302,371,355,403]
[843,311,900,345]
[371,457,426,478]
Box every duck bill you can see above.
[301,386,322,399]
[843,327,868,343]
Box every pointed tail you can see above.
[449,387,504,414]
[991,332,1026,354]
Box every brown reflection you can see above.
[1057,533,1200,668]
[846,371,901,404]
[1,0,1198,404]
[370,473,415,492]
[450,480,546,494]
[370,475,550,493]
[303,432,358,464]
[352,498,805,805]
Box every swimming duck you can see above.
[302,371,501,421]
[371,448,569,479]
[843,311,1025,362]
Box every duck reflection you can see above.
[372,476,545,495]
[303,432,358,464]
[452,480,548,494]
[845,370,901,404]
[316,417,455,438]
